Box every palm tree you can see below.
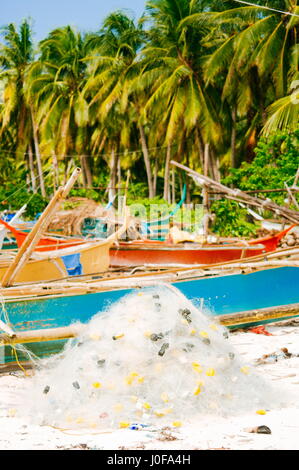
[0,19,47,196]
[263,82,299,134]
[137,0,222,198]
[84,11,158,198]
[26,26,91,186]
[199,0,299,163]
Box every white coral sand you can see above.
[1,289,299,450]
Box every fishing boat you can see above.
[1,246,299,368]
[0,205,27,250]
[0,238,116,283]
[0,219,85,252]
[109,225,294,267]
[2,216,293,268]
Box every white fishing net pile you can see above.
[20,287,288,430]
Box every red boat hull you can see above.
[0,219,295,266]
[110,225,295,267]
[110,243,266,266]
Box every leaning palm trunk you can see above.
[52,152,59,190]
[30,107,46,198]
[28,144,37,193]
[138,124,154,199]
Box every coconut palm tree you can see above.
[137,0,222,198]
[188,0,299,164]
[263,82,299,134]
[84,11,159,198]
[0,19,47,195]
[26,26,92,186]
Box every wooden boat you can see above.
[0,219,85,252]
[1,218,294,269]
[0,205,27,250]
[0,239,114,284]
[1,246,299,367]
[109,226,294,267]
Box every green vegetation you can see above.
[211,200,258,238]
[224,130,299,206]
[0,1,298,230]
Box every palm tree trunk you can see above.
[108,147,117,199]
[153,156,158,197]
[52,152,59,191]
[172,168,175,204]
[185,152,191,204]
[196,129,205,171]
[163,143,172,202]
[80,156,93,188]
[231,104,237,168]
[80,156,88,188]
[30,107,46,198]
[203,143,210,237]
[28,144,37,193]
[138,124,154,199]
[211,149,220,183]
[84,156,93,187]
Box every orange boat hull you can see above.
[110,225,296,267]
[110,243,266,266]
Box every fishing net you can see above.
[19,286,290,430]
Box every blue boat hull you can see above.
[2,266,299,365]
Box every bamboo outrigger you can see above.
[1,164,299,369]
[1,244,299,368]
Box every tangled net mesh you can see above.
[19,287,290,430]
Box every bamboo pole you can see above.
[284,182,299,210]
[1,168,82,288]
[292,167,299,188]
[3,300,299,346]
[218,303,299,328]
[0,319,14,337]
[0,324,84,346]
[171,161,299,224]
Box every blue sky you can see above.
[1,0,147,42]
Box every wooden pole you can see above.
[0,319,14,337]
[284,182,299,210]
[292,166,299,188]
[0,324,83,345]
[28,144,37,193]
[1,167,82,288]
[171,161,299,224]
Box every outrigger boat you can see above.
[0,169,127,286]
[0,239,116,283]
[1,213,294,267]
[0,166,298,369]
[1,245,299,368]
[109,226,293,267]
[0,219,85,252]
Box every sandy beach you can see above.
[1,319,299,451]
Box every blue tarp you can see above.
[61,253,83,276]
